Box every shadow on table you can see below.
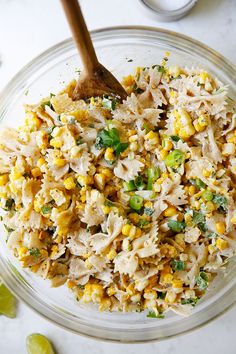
[190,0,223,17]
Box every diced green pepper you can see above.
[165,149,185,168]
[147,167,161,190]
[168,220,186,232]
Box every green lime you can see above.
[26,334,56,354]
[0,282,16,318]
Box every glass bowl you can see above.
[0,26,235,343]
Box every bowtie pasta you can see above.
[1,56,236,318]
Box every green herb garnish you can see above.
[78,284,85,290]
[196,271,208,291]
[181,297,199,306]
[143,207,154,216]
[170,135,181,142]
[168,220,186,233]
[192,211,207,232]
[137,219,149,228]
[102,97,118,110]
[95,128,128,156]
[171,259,186,271]
[129,195,144,211]
[29,248,41,258]
[147,310,165,319]
[212,194,228,212]
[4,225,14,234]
[4,198,15,211]
[41,206,52,215]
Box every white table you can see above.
[0,0,235,353]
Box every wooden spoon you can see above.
[60,0,127,101]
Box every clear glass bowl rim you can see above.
[0,26,235,343]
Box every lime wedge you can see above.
[26,334,56,354]
[0,282,16,318]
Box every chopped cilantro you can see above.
[4,224,14,233]
[170,135,181,142]
[29,248,41,258]
[157,291,166,300]
[181,297,199,306]
[143,207,154,216]
[147,310,165,319]
[168,220,186,233]
[171,259,185,271]
[41,206,52,215]
[137,219,149,228]
[192,211,207,232]
[4,198,15,211]
[196,271,208,291]
[212,194,228,212]
[95,128,128,156]
[152,65,166,74]
[78,284,85,289]
[102,97,117,110]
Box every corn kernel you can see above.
[208,244,215,254]
[99,298,111,311]
[94,173,106,191]
[144,130,159,144]
[107,286,116,296]
[107,249,117,260]
[102,205,110,215]
[165,290,177,304]
[122,224,132,236]
[205,201,215,213]
[10,167,22,181]
[230,214,236,224]
[159,149,168,160]
[130,142,138,152]
[172,279,183,288]
[31,167,41,178]
[188,185,196,196]
[162,273,173,284]
[18,246,28,260]
[202,169,211,177]
[164,206,177,217]
[104,147,115,162]
[53,158,67,167]
[163,139,173,151]
[50,138,63,149]
[215,221,226,234]
[216,238,228,250]
[63,177,76,190]
[0,174,9,186]
[37,158,46,168]
[77,175,93,187]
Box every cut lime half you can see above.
[26,334,56,354]
[0,282,16,318]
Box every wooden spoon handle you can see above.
[60,0,99,74]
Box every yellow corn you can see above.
[174,108,195,140]
[208,244,215,254]
[25,112,41,130]
[0,174,9,186]
[165,290,177,304]
[102,205,110,215]
[216,238,228,250]
[130,142,138,152]
[37,158,46,168]
[163,139,173,151]
[53,158,67,167]
[144,130,159,144]
[172,279,183,288]
[122,74,134,86]
[193,114,209,132]
[164,206,177,217]
[162,273,173,285]
[104,147,115,162]
[202,169,211,178]
[31,167,41,178]
[70,146,82,158]
[107,286,116,296]
[97,167,113,178]
[18,247,28,260]
[122,224,133,236]
[107,249,117,261]
[159,149,168,160]
[230,214,236,224]
[10,167,22,181]
[50,138,63,149]
[63,177,76,190]
[187,185,196,196]
[77,175,93,187]
[205,201,215,213]
[94,173,106,191]
[215,221,226,234]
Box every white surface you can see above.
[0,0,235,353]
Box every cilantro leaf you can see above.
[196,271,208,291]
[102,97,118,110]
[171,259,186,271]
[168,220,186,233]
[41,206,52,215]
[147,310,165,319]
[192,211,207,232]
[95,128,128,156]
[4,198,15,211]
[181,297,199,306]
[212,194,228,212]
[29,248,41,258]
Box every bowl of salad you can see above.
[0,26,235,342]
